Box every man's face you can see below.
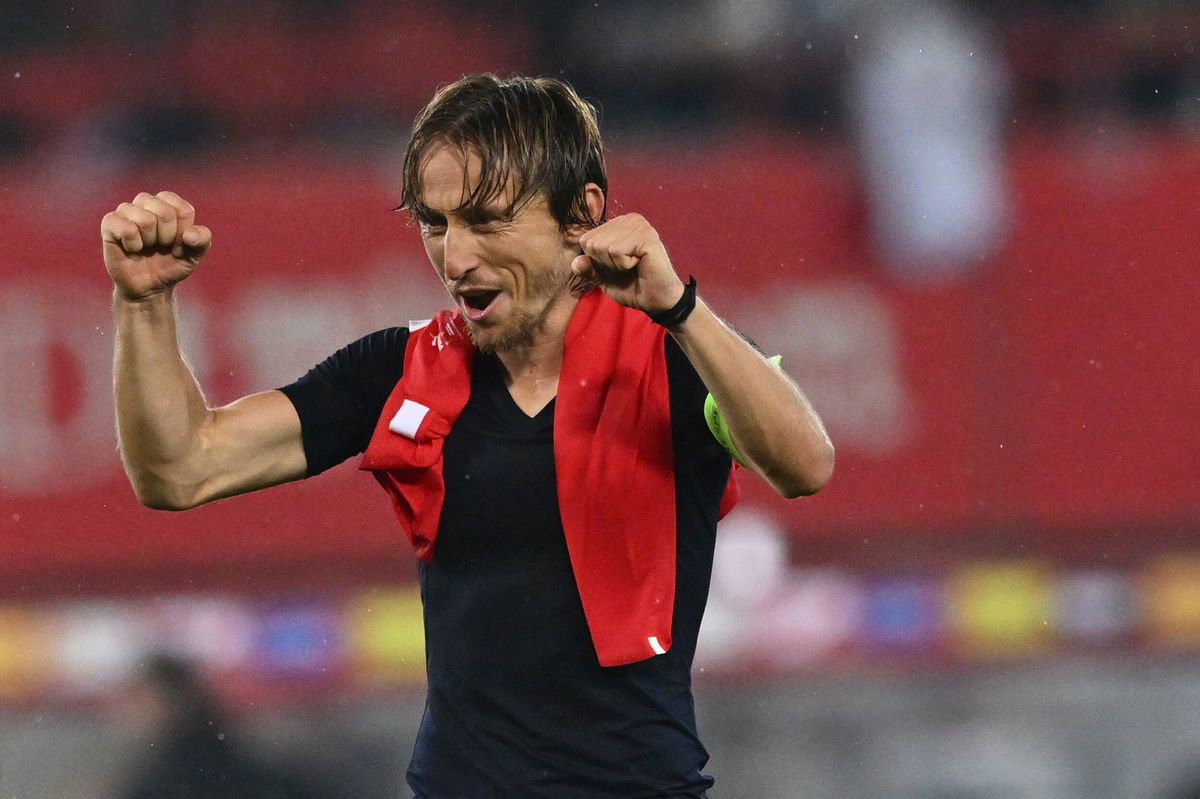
[414,141,580,352]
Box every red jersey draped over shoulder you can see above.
[360,289,738,666]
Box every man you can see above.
[102,74,834,798]
[114,653,321,799]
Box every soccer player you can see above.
[102,73,834,799]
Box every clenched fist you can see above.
[101,191,212,302]
[572,213,686,316]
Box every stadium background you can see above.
[1,1,1198,796]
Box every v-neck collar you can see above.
[476,352,556,425]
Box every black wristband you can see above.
[646,276,697,328]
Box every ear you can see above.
[563,182,606,245]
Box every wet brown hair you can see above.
[400,73,607,228]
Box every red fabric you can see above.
[360,290,738,666]
[358,313,474,560]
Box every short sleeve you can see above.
[277,327,409,475]
[664,335,730,462]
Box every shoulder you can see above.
[280,327,410,400]
[347,326,411,358]
[319,327,410,376]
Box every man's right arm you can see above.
[105,191,307,510]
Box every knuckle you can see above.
[129,209,156,233]
[144,197,171,216]
[157,190,194,216]
[101,215,126,242]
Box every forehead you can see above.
[417,141,484,210]
[415,139,550,220]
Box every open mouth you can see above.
[459,289,501,319]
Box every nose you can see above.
[441,224,477,282]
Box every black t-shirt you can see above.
[280,327,731,799]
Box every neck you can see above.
[494,289,580,386]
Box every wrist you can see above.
[112,287,176,318]
[645,275,697,329]
[113,285,174,306]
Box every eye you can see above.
[463,207,511,232]
[419,220,447,237]
[471,219,507,233]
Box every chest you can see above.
[504,374,558,418]
[435,355,564,565]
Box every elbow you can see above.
[138,493,196,512]
[132,484,198,511]
[771,442,835,499]
[126,469,204,511]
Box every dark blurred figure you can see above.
[115,653,319,799]
[1163,766,1200,799]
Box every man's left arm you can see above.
[573,212,834,498]
[667,300,834,497]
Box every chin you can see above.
[467,329,500,353]
[468,314,548,353]
[464,320,517,353]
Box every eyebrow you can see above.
[409,193,523,227]
[413,207,446,225]
[461,206,509,225]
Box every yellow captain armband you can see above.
[703,354,783,465]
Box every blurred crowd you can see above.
[1,0,1196,166]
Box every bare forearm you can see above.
[669,299,834,497]
[112,289,214,507]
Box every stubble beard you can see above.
[464,265,573,354]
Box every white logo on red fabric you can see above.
[431,317,460,351]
